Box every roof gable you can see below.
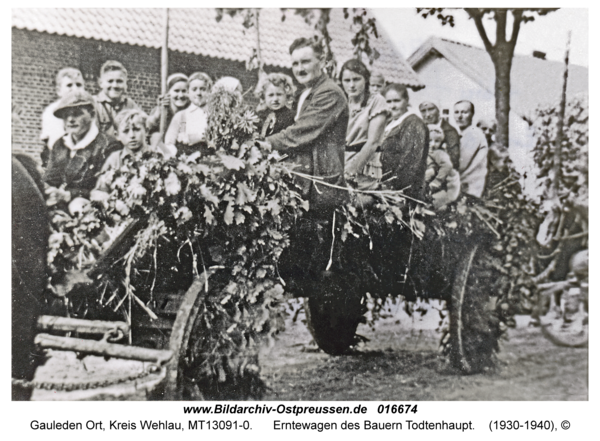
[408,36,588,116]
[12,8,423,89]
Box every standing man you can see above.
[259,38,349,216]
[419,100,461,170]
[453,100,488,198]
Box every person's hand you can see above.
[45,186,71,206]
[255,140,272,152]
[90,189,110,203]
[345,159,359,176]
[157,93,171,108]
[68,197,90,216]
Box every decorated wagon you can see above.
[14,89,527,400]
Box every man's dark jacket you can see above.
[267,74,348,212]
[44,131,121,199]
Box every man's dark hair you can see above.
[455,100,475,113]
[289,37,324,57]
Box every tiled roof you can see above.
[407,37,588,116]
[12,8,423,89]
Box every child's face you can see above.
[369,79,384,95]
[118,117,146,151]
[57,76,84,98]
[99,70,127,102]
[429,134,444,150]
[478,121,496,144]
[169,80,189,109]
[189,79,210,107]
[264,83,286,111]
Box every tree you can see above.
[417,8,557,149]
[216,8,380,77]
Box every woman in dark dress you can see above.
[379,83,429,199]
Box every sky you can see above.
[372,8,588,67]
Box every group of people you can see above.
[38,36,506,218]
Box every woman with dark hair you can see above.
[379,83,429,198]
[340,59,389,179]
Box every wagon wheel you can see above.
[304,272,365,355]
[448,243,500,373]
[162,270,214,400]
[534,287,588,348]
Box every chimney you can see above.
[533,50,546,60]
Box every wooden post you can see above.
[159,8,170,136]
[553,31,571,196]
[255,9,262,72]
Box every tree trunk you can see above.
[492,45,513,149]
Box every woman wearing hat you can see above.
[44,90,121,215]
[146,73,189,146]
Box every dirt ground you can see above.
[259,301,588,401]
[31,301,587,401]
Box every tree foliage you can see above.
[416,8,557,148]
[215,7,381,76]
[47,88,307,399]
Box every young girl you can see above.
[425,126,461,210]
[341,59,389,180]
[146,73,189,146]
[254,73,296,138]
[165,72,213,155]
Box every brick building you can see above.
[12,8,423,159]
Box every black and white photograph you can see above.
[10,4,590,414]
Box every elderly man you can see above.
[419,100,461,170]
[44,90,121,215]
[259,38,349,216]
[452,101,488,198]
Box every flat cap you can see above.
[54,90,95,118]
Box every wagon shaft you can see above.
[35,334,173,365]
[37,316,129,336]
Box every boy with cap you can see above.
[44,90,121,215]
[40,68,85,167]
[94,60,140,137]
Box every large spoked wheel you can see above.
[535,286,588,348]
[304,272,365,355]
[448,244,500,373]
[160,273,213,400]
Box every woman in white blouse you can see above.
[165,72,213,155]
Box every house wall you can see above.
[410,55,537,186]
[12,28,272,160]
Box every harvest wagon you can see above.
[14,89,510,400]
